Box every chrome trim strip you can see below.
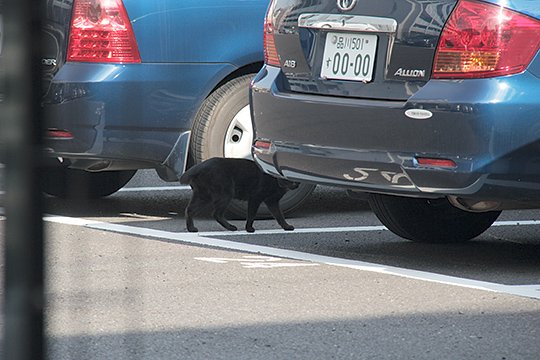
[298,13,397,33]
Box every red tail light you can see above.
[432,0,540,79]
[253,139,275,155]
[264,0,280,67]
[415,157,457,169]
[67,0,141,63]
[254,139,272,150]
[46,129,74,140]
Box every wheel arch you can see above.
[184,62,263,170]
[209,62,263,96]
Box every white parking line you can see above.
[198,219,540,236]
[198,225,387,236]
[44,215,540,300]
[119,185,190,192]
[492,220,540,226]
[0,185,189,196]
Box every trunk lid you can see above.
[270,0,458,100]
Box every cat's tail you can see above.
[179,164,200,184]
[179,170,192,184]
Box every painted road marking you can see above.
[43,215,540,300]
[195,255,288,263]
[195,255,320,269]
[492,220,540,226]
[197,219,540,237]
[119,185,190,192]
[2,185,187,196]
[198,225,386,237]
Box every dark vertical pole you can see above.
[2,0,45,358]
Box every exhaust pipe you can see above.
[447,196,501,212]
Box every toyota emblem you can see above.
[337,0,357,11]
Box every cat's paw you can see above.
[187,226,198,232]
[283,224,294,231]
[246,226,255,233]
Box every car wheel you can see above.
[368,193,501,243]
[42,167,136,199]
[190,73,315,218]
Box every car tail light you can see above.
[67,0,141,63]
[264,0,280,67]
[432,0,540,79]
[254,139,272,150]
[253,139,275,155]
[415,157,457,169]
[46,129,74,140]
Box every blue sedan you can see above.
[40,0,313,215]
[251,0,540,242]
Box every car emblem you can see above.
[337,0,357,11]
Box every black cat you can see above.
[179,157,298,233]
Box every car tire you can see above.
[42,167,136,199]
[190,73,315,218]
[368,193,501,243]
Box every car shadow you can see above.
[235,228,540,286]
[43,185,369,219]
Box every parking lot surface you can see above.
[2,170,540,359]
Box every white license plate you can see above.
[320,32,378,82]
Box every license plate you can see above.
[320,32,378,82]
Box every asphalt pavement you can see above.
[1,169,540,359]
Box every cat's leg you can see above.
[212,196,237,231]
[185,193,205,232]
[264,198,294,231]
[245,199,262,233]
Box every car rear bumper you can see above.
[43,62,234,175]
[250,66,540,203]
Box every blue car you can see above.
[251,0,540,242]
[40,0,313,215]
